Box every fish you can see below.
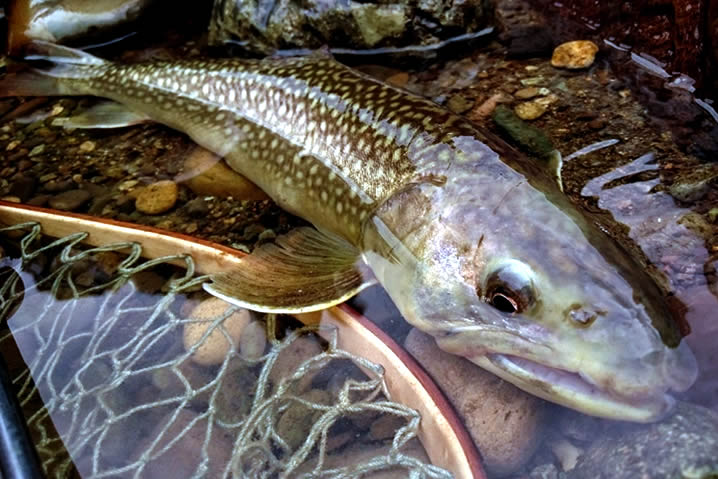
[6,0,155,54]
[0,41,698,422]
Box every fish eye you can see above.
[482,260,536,314]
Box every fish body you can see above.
[0,42,698,422]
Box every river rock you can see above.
[136,409,234,478]
[514,101,547,120]
[294,437,431,478]
[551,40,599,69]
[404,328,545,477]
[135,180,178,215]
[180,147,268,201]
[568,401,718,478]
[48,189,92,211]
[183,298,252,366]
[209,0,489,54]
[268,334,323,393]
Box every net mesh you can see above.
[0,221,452,479]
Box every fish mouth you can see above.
[471,353,674,423]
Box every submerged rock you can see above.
[209,0,489,54]
[181,147,268,201]
[135,180,178,215]
[551,41,599,69]
[48,189,92,211]
[568,401,718,478]
[404,328,545,477]
[183,298,252,366]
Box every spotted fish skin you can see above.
[45,54,490,246]
[0,43,698,423]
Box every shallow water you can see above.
[0,8,717,478]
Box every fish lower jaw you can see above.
[473,353,674,423]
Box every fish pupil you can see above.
[490,288,519,314]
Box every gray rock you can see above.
[209,0,489,54]
[48,189,92,211]
[568,401,718,479]
[404,328,546,477]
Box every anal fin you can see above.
[52,100,151,129]
[204,227,375,313]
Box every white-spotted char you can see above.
[0,41,698,422]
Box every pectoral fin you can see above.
[53,101,151,129]
[204,227,375,313]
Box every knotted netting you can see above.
[0,220,452,479]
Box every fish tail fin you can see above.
[23,40,108,69]
[0,41,109,97]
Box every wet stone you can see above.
[209,0,489,54]
[183,298,251,366]
[529,463,559,479]
[182,148,268,201]
[29,144,45,156]
[404,328,545,477]
[551,40,599,69]
[276,389,331,450]
[8,175,37,202]
[79,141,96,152]
[26,195,50,207]
[238,319,267,360]
[269,335,323,393]
[44,179,74,193]
[514,101,547,120]
[514,86,541,99]
[369,414,406,441]
[185,197,209,218]
[48,189,92,211]
[494,0,553,58]
[447,94,474,114]
[135,180,178,215]
[568,401,718,479]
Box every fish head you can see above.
[364,164,697,423]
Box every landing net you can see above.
[0,221,451,479]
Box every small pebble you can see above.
[26,195,50,207]
[79,140,96,152]
[239,319,267,360]
[551,40,599,69]
[588,118,606,130]
[29,144,45,156]
[183,297,251,366]
[48,189,91,211]
[514,87,540,100]
[447,94,474,114]
[117,179,139,191]
[514,101,547,120]
[385,72,409,88]
[135,180,178,215]
[185,197,209,218]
